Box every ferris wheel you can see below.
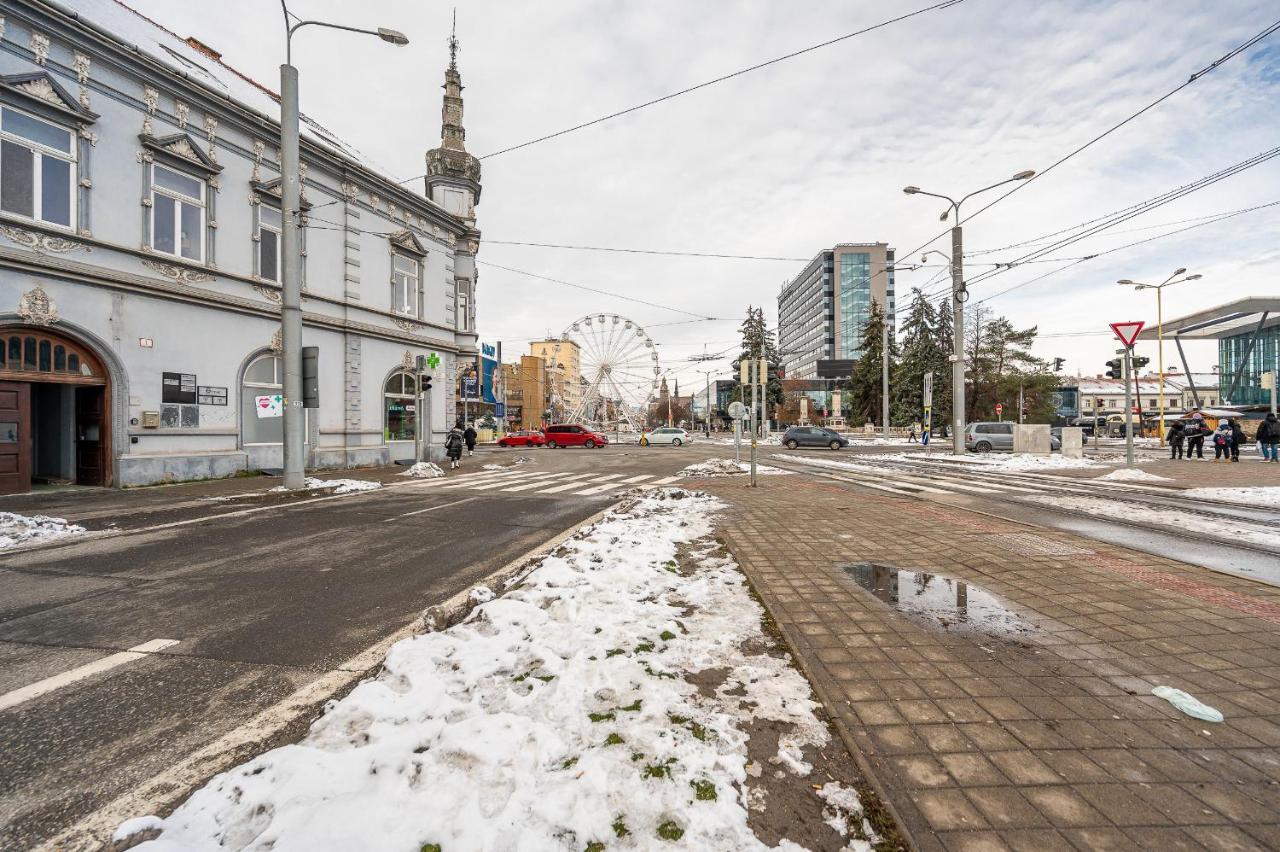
[550,314,660,431]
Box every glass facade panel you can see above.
[838,253,872,359]
[40,155,71,226]
[153,193,176,254]
[1219,325,1280,406]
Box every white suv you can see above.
[645,427,691,446]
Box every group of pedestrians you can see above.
[444,421,478,470]
[1166,409,1279,463]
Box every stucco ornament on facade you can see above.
[175,101,189,129]
[203,115,218,143]
[402,350,415,370]
[15,77,63,107]
[254,284,282,303]
[392,317,420,333]
[72,51,92,109]
[141,85,159,135]
[270,327,283,355]
[30,31,50,65]
[251,139,265,181]
[0,223,82,255]
[17,285,59,326]
[340,182,358,201]
[142,258,214,284]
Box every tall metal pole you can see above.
[279,63,305,489]
[881,301,890,437]
[950,224,965,455]
[1156,286,1166,446]
[704,371,711,437]
[1123,347,1135,468]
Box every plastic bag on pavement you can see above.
[1152,686,1223,723]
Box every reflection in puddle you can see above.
[843,563,1035,636]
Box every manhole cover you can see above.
[842,562,1036,636]
[990,533,1093,557]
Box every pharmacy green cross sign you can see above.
[426,352,440,369]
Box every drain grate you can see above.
[991,532,1094,557]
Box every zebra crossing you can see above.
[405,466,683,497]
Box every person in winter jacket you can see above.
[1256,412,1279,462]
[1166,420,1185,459]
[445,422,465,469]
[1212,421,1233,462]
[1184,417,1206,459]
[463,424,478,457]
[1230,418,1247,462]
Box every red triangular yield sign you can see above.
[1110,321,1145,347]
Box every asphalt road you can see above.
[0,444,696,850]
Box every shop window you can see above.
[0,105,75,228]
[241,352,299,444]
[384,370,417,441]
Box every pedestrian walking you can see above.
[1212,420,1233,462]
[1184,417,1206,459]
[1257,412,1280,463]
[1167,420,1185,460]
[908,421,920,443]
[464,423,478,457]
[1230,418,1247,463]
[445,421,465,470]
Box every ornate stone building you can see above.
[0,1,483,492]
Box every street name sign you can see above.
[1109,321,1145,348]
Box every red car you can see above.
[497,430,546,448]
[543,424,609,449]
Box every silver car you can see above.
[965,422,1061,452]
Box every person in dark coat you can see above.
[1230,418,1247,462]
[1258,412,1280,462]
[1166,420,1185,460]
[1184,416,1206,459]
[1212,421,1232,462]
[445,422,465,469]
[463,424,478,457]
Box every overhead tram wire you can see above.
[478,259,719,321]
[882,15,1280,296]
[483,240,809,262]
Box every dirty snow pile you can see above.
[1182,486,1280,508]
[0,512,86,549]
[1096,468,1171,482]
[124,490,868,852]
[482,463,506,471]
[399,462,444,478]
[272,477,381,493]
[957,453,1103,471]
[680,458,789,477]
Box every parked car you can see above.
[543,424,609,449]
[781,426,848,450]
[965,422,1061,452]
[644,427,692,446]
[497,430,545,448]
[1068,416,1105,438]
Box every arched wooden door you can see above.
[0,326,111,491]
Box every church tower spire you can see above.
[426,10,481,222]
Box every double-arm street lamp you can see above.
[1118,268,1201,446]
[903,170,1035,455]
[278,2,408,489]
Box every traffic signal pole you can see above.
[1123,347,1135,469]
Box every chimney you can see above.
[185,37,222,61]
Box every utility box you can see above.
[302,346,319,409]
[1060,426,1083,458]
[1013,423,1051,455]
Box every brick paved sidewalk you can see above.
[699,475,1280,852]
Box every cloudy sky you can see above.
[129,0,1280,394]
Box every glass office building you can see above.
[1220,325,1279,406]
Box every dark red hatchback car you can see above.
[543,424,609,448]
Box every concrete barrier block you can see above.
[1060,426,1083,458]
[1014,424,1051,455]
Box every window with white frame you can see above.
[150,163,205,261]
[257,204,282,281]
[0,106,75,228]
[458,288,470,331]
[392,252,420,316]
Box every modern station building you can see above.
[0,1,483,493]
[777,242,895,380]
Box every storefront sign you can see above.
[162,372,198,404]
[198,385,228,406]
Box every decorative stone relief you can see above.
[402,350,414,370]
[389,203,398,221]
[16,77,63,107]
[203,115,218,143]
[142,258,214,283]
[0,17,6,41]
[17,284,59,326]
[392,317,419,333]
[135,149,154,164]
[341,181,358,201]
[270,327,283,354]
[0,224,82,254]
[73,51,91,109]
[251,139,265,181]
[298,162,308,202]
[369,194,381,212]
[30,31,50,65]
[175,101,189,129]
[141,85,159,135]
[168,137,201,162]
[254,284,282,303]
[248,192,260,206]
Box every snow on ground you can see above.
[1024,495,1280,550]
[770,454,900,476]
[272,477,382,494]
[1096,468,1172,482]
[1182,486,1280,508]
[399,462,444,478]
[127,490,864,852]
[0,512,86,549]
[944,453,1105,471]
[482,463,506,471]
[680,458,789,477]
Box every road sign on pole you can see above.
[1109,321,1145,348]
[995,403,1004,421]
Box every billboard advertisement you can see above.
[480,341,499,404]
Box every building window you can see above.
[256,204,282,281]
[392,252,420,316]
[384,371,417,440]
[150,163,205,261]
[458,288,470,331]
[240,353,306,444]
[0,106,75,228]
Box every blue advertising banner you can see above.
[480,342,498,404]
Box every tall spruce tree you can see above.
[932,297,954,428]
[890,289,947,424]
[844,300,899,425]
[731,306,784,411]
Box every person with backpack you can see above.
[445,421,465,470]
[1212,420,1233,462]
[463,423,478,457]
[1257,412,1280,462]
[1230,418,1247,463]
[1183,416,1206,459]
[1166,420,1185,460]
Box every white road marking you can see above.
[501,473,590,492]
[385,495,484,520]
[537,474,623,494]
[649,476,682,485]
[0,639,179,713]
[572,477,643,495]
[618,474,655,484]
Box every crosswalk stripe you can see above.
[571,475,647,495]
[438,469,544,488]
[618,475,655,483]
[537,474,623,495]
[500,472,589,492]
[649,476,682,485]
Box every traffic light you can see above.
[1053,357,1065,372]
[302,346,319,409]
[1132,356,1150,370]
[422,374,433,392]
[1105,358,1122,379]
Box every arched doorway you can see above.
[0,325,110,493]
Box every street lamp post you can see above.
[904,170,1035,455]
[1119,269,1201,446]
[279,3,407,488]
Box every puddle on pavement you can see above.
[842,562,1036,637]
